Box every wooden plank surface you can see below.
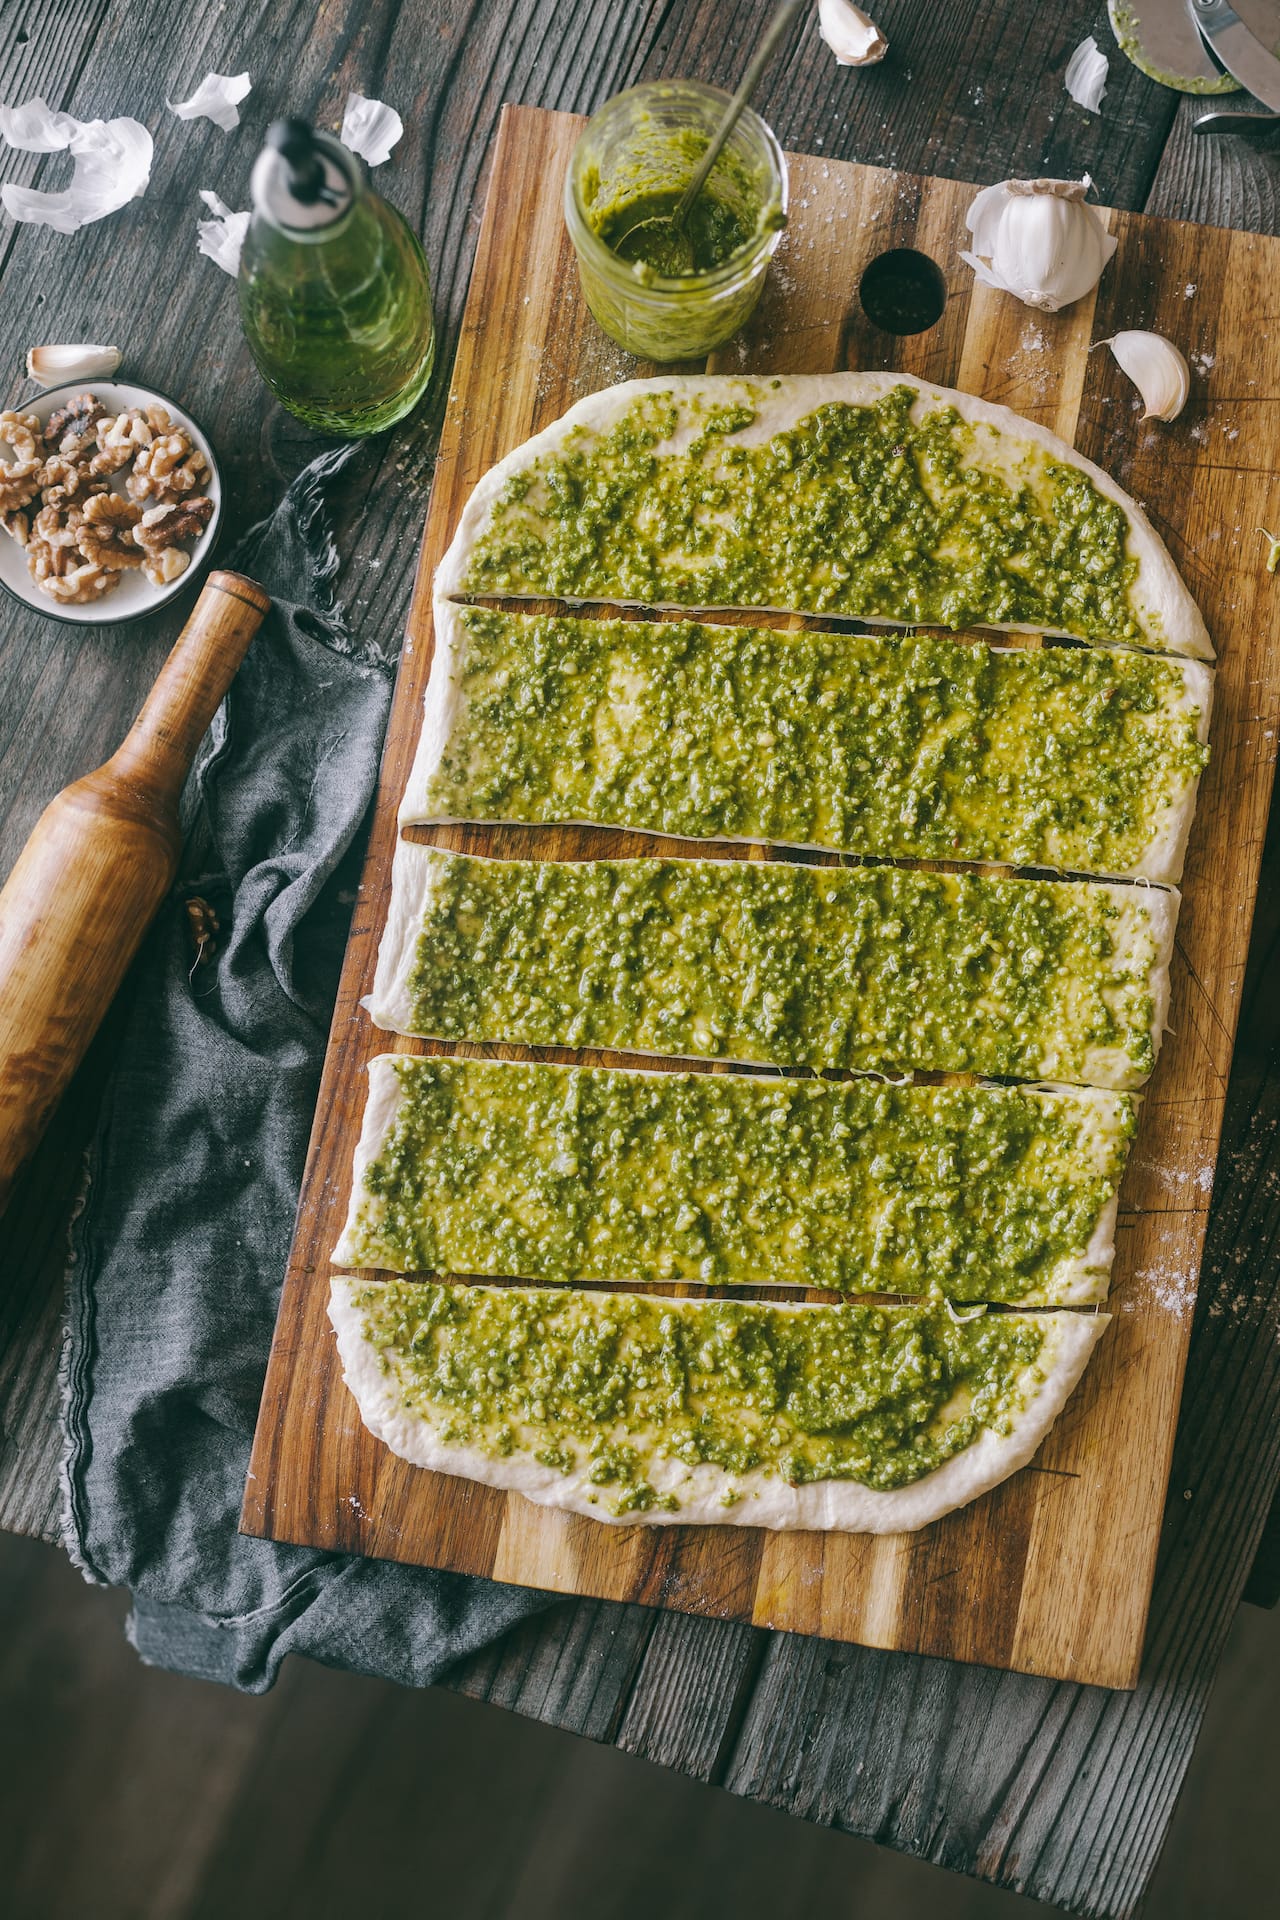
[242,103,1280,1695]
[4,5,1280,1915]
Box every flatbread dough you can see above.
[402,601,1212,884]
[330,1277,1108,1533]
[332,1053,1133,1307]
[435,373,1212,660]
[366,841,1178,1091]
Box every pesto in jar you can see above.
[343,1056,1131,1303]
[395,848,1167,1088]
[416,606,1208,879]
[462,385,1152,644]
[351,1281,1050,1513]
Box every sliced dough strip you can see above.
[331,1277,1108,1533]
[438,373,1212,660]
[333,1054,1133,1307]
[404,602,1212,884]
[368,842,1177,1091]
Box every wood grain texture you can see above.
[241,105,1280,1695]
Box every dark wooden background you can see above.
[1,5,1278,1916]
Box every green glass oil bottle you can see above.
[238,118,436,436]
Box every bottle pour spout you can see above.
[251,119,356,232]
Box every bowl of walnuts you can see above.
[0,380,222,625]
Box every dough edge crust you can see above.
[433,372,1213,661]
[329,1275,1108,1534]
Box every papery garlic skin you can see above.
[340,93,404,167]
[168,72,253,134]
[1064,35,1108,114]
[0,99,152,234]
[961,178,1117,314]
[26,344,121,385]
[818,0,888,67]
[196,189,250,277]
[1105,331,1190,422]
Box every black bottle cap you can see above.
[266,118,327,205]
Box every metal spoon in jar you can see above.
[624,0,803,277]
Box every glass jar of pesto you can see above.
[564,81,788,363]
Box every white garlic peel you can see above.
[961,177,1117,314]
[26,344,122,385]
[339,93,404,167]
[818,0,888,67]
[0,98,152,234]
[168,72,253,134]
[1104,331,1190,422]
[196,189,249,277]
[1064,35,1108,114]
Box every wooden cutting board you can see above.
[242,104,1280,1690]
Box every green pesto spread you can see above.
[462,385,1150,644]
[355,1282,1050,1512]
[401,850,1163,1086]
[423,607,1207,876]
[347,1056,1131,1301]
[590,183,754,278]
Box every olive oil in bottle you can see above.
[238,118,436,436]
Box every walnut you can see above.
[133,496,215,553]
[127,429,209,503]
[0,410,44,513]
[4,389,213,594]
[90,409,155,477]
[32,502,86,551]
[44,391,105,458]
[37,453,103,513]
[40,559,121,605]
[184,895,220,964]
[26,530,118,602]
[79,491,145,570]
[142,545,191,588]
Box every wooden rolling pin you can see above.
[0,570,271,1214]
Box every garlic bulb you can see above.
[1104,330,1190,422]
[818,0,888,67]
[26,343,121,386]
[961,177,1117,314]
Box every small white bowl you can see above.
[0,380,223,627]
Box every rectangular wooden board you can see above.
[242,105,1280,1690]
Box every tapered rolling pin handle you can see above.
[0,571,271,1215]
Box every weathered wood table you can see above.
[1,4,1277,1914]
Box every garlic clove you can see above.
[26,343,122,386]
[1064,35,1108,114]
[818,0,888,67]
[1104,330,1191,422]
[962,177,1116,314]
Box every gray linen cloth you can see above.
[61,448,551,1689]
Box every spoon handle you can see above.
[671,0,803,228]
